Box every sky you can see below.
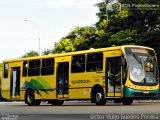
[0,0,100,61]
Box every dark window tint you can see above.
[107,57,121,86]
[23,61,28,76]
[28,60,40,76]
[4,63,8,78]
[41,58,54,75]
[87,53,103,72]
[71,55,85,73]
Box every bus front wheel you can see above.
[122,98,133,105]
[94,89,106,105]
[25,90,41,106]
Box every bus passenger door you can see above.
[106,57,121,97]
[56,62,69,99]
[11,67,20,99]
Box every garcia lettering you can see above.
[71,80,90,84]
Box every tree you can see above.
[72,26,96,50]
[22,50,39,58]
[42,48,53,55]
[109,29,138,45]
[95,0,160,47]
[54,26,108,53]
[54,38,75,53]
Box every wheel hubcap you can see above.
[27,94,33,103]
[96,92,102,102]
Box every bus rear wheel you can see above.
[50,100,64,106]
[122,98,133,105]
[25,90,41,106]
[94,89,106,105]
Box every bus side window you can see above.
[23,61,28,77]
[28,60,40,76]
[71,55,85,73]
[4,63,8,78]
[41,58,54,75]
[87,53,103,72]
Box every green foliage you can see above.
[22,50,39,58]
[53,26,98,52]
[139,30,160,61]
[42,48,53,55]
[109,29,138,45]
[73,26,96,50]
[54,38,75,53]
[110,10,129,19]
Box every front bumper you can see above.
[123,86,159,98]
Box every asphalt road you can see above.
[0,101,160,120]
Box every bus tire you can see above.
[25,90,41,106]
[122,98,133,105]
[50,100,64,106]
[94,88,106,105]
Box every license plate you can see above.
[143,91,149,94]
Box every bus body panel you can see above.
[21,76,56,100]
[1,78,10,99]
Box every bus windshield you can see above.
[125,47,158,85]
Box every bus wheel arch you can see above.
[91,85,106,105]
[25,88,41,106]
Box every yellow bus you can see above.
[1,45,159,106]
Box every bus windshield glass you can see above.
[125,47,158,85]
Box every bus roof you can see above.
[3,45,154,63]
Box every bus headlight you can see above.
[156,86,159,89]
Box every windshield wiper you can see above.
[132,53,142,64]
[132,52,144,69]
